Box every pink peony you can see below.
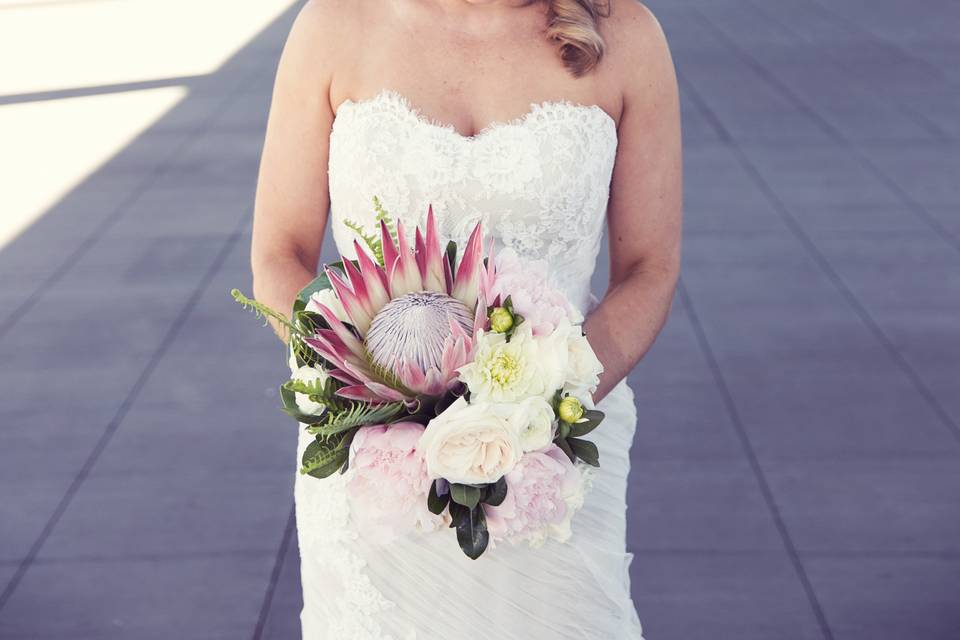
[484,445,585,546]
[488,248,582,336]
[346,422,445,542]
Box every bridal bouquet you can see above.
[233,202,605,559]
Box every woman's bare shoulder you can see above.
[600,1,677,107]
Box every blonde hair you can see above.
[528,0,611,77]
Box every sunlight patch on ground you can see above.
[0,87,186,249]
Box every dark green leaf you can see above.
[568,437,600,467]
[427,480,450,515]
[483,477,508,507]
[449,502,489,560]
[450,483,482,510]
[557,437,576,463]
[300,437,349,479]
[568,410,605,438]
[445,240,458,273]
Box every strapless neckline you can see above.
[333,88,617,143]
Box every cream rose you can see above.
[456,324,543,403]
[419,397,523,485]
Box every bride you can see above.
[250,0,681,637]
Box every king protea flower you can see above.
[304,207,494,404]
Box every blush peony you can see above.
[346,422,445,542]
[489,248,583,336]
[484,445,584,546]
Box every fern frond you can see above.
[307,401,405,439]
[342,219,383,264]
[231,289,301,341]
[372,195,397,243]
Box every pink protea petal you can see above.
[342,258,373,317]
[326,266,373,335]
[397,357,427,393]
[311,303,365,359]
[365,381,411,402]
[354,240,390,303]
[451,222,484,308]
[419,205,446,292]
[389,219,423,296]
[336,385,389,403]
[314,328,365,363]
[326,368,362,386]
[380,220,399,274]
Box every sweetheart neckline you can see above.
[333,88,618,143]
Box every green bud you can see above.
[488,306,515,333]
[558,396,585,424]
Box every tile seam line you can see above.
[252,505,297,640]
[691,6,960,258]
[0,61,270,343]
[747,0,951,141]
[687,9,960,447]
[677,280,834,640]
[0,208,252,613]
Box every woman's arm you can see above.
[250,1,343,339]
[585,4,683,402]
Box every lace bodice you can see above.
[327,89,618,312]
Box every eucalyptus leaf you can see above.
[568,410,605,438]
[568,437,600,467]
[427,480,450,515]
[449,502,489,560]
[483,477,508,507]
[450,483,482,510]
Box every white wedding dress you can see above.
[294,88,645,639]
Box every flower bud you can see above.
[488,306,515,333]
[558,396,584,424]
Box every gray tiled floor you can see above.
[1,1,957,639]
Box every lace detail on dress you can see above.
[327,89,619,312]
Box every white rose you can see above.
[419,397,522,485]
[511,396,556,452]
[564,329,603,398]
[306,287,350,324]
[291,365,329,415]
[530,320,571,398]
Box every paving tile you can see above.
[630,552,825,640]
[804,555,960,640]
[259,534,303,640]
[0,554,274,640]
[0,474,73,562]
[37,468,292,560]
[766,460,960,553]
[627,460,783,551]
[742,145,902,208]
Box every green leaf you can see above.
[427,480,450,515]
[445,240,458,273]
[307,402,405,438]
[483,477,508,507]
[279,385,327,424]
[300,437,349,479]
[568,410,605,438]
[568,437,600,467]
[449,502,489,560]
[556,437,576,463]
[450,483,482,510]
